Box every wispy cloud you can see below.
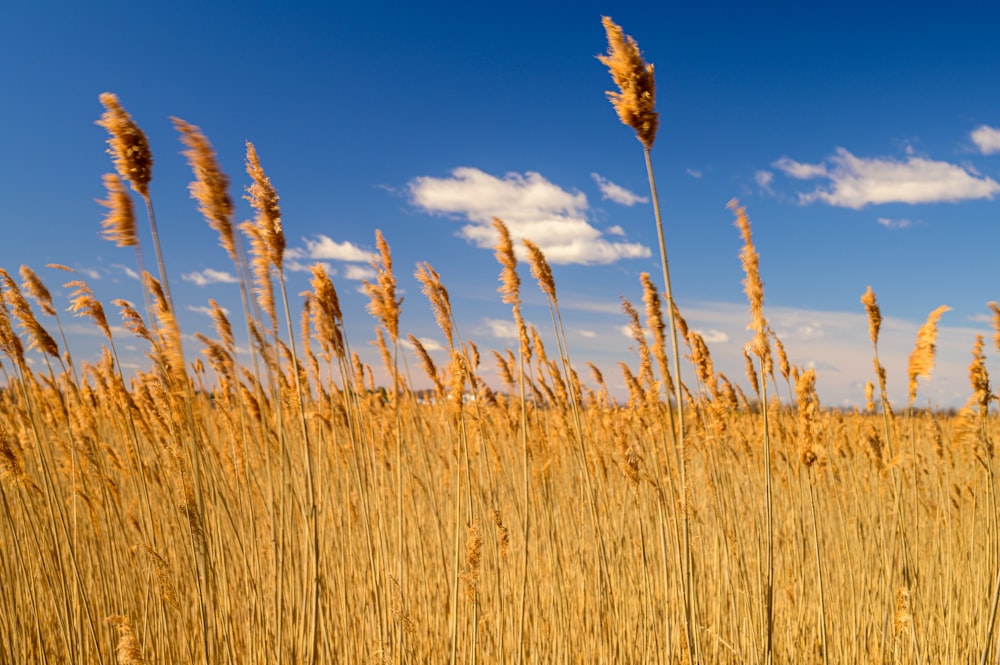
[772,148,1000,208]
[590,173,649,206]
[971,125,1000,155]
[686,168,703,179]
[402,336,444,352]
[408,167,651,265]
[483,317,518,340]
[877,217,914,230]
[755,170,774,194]
[187,304,231,317]
[288,235,375,263]
[697,329,729,344]
[285,259,333,273]
[112,264,139,280]
[343,264,377,281]
[181,268,238,286]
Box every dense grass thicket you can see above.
[2,19,1000,665]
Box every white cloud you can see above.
[576,329,597,338]
[483,318,519,340]
[288,235,375,263]
[112,264,139,280]
[773,148,1000,208]
[877,217,914,230]
[619,325,652,341]
[187,304,230,317]
[408,167,651,265]
[402,336,444,352]
[286,260,332,273]
[181,268,238,286]
[971,125,1000,155]
[591,173,649,206]
[81,268,101,280]
[343,264,377,281]
[686,168,703,179]
[697,329,729,344]
[606,225,626,236]
[772,157,828,180]
[755,170,774,195]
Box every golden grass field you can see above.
[2,18,999,665]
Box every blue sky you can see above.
[3,1,1000,408]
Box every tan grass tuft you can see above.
[106,615,146,665]
[461,517,483,601]
[730,199,771,385]
[19,266,56,317]
[906,304,950,405]
[0,269,59,358]
[364,230,402,342]
[97,93,153,197]
[523,239,556,300]
[861,286,882,346]
[598,17,658,150]
[244,142,285,270]
[66,279,112,340]
[414,262,454,349]
[172,117,236,261]
[308,264,345,361]
[98,173,138,248]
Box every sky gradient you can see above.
[3,1,1000,408]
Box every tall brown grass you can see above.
[1,29,1000,665]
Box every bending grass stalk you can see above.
[643,146,697,663]
[599,18,697,658]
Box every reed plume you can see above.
[172,117,237,262]
[598,17,658,150]
[861,286,882,346]
[97,174,138,248]
[97,93,153,197]
[364,230,402,343]
[245,141,285,270]
[906,305,950,405]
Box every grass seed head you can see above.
[598,17,659,150]
[97,93,153,197]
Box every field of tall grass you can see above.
[2,18,999,665]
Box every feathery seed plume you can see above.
[97,93,153,197]
[244,142,285,270]
[97,174,138,248]
[364,230,402,342]
[523,239,556,300]
[906,304,950,405]
[66,280,112,340]
[106,615,146,665]
[598,17,659,150]
[731,199,771,372]
[172,117,236,261]
[861,286,882,346]
[19,266,56,317]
